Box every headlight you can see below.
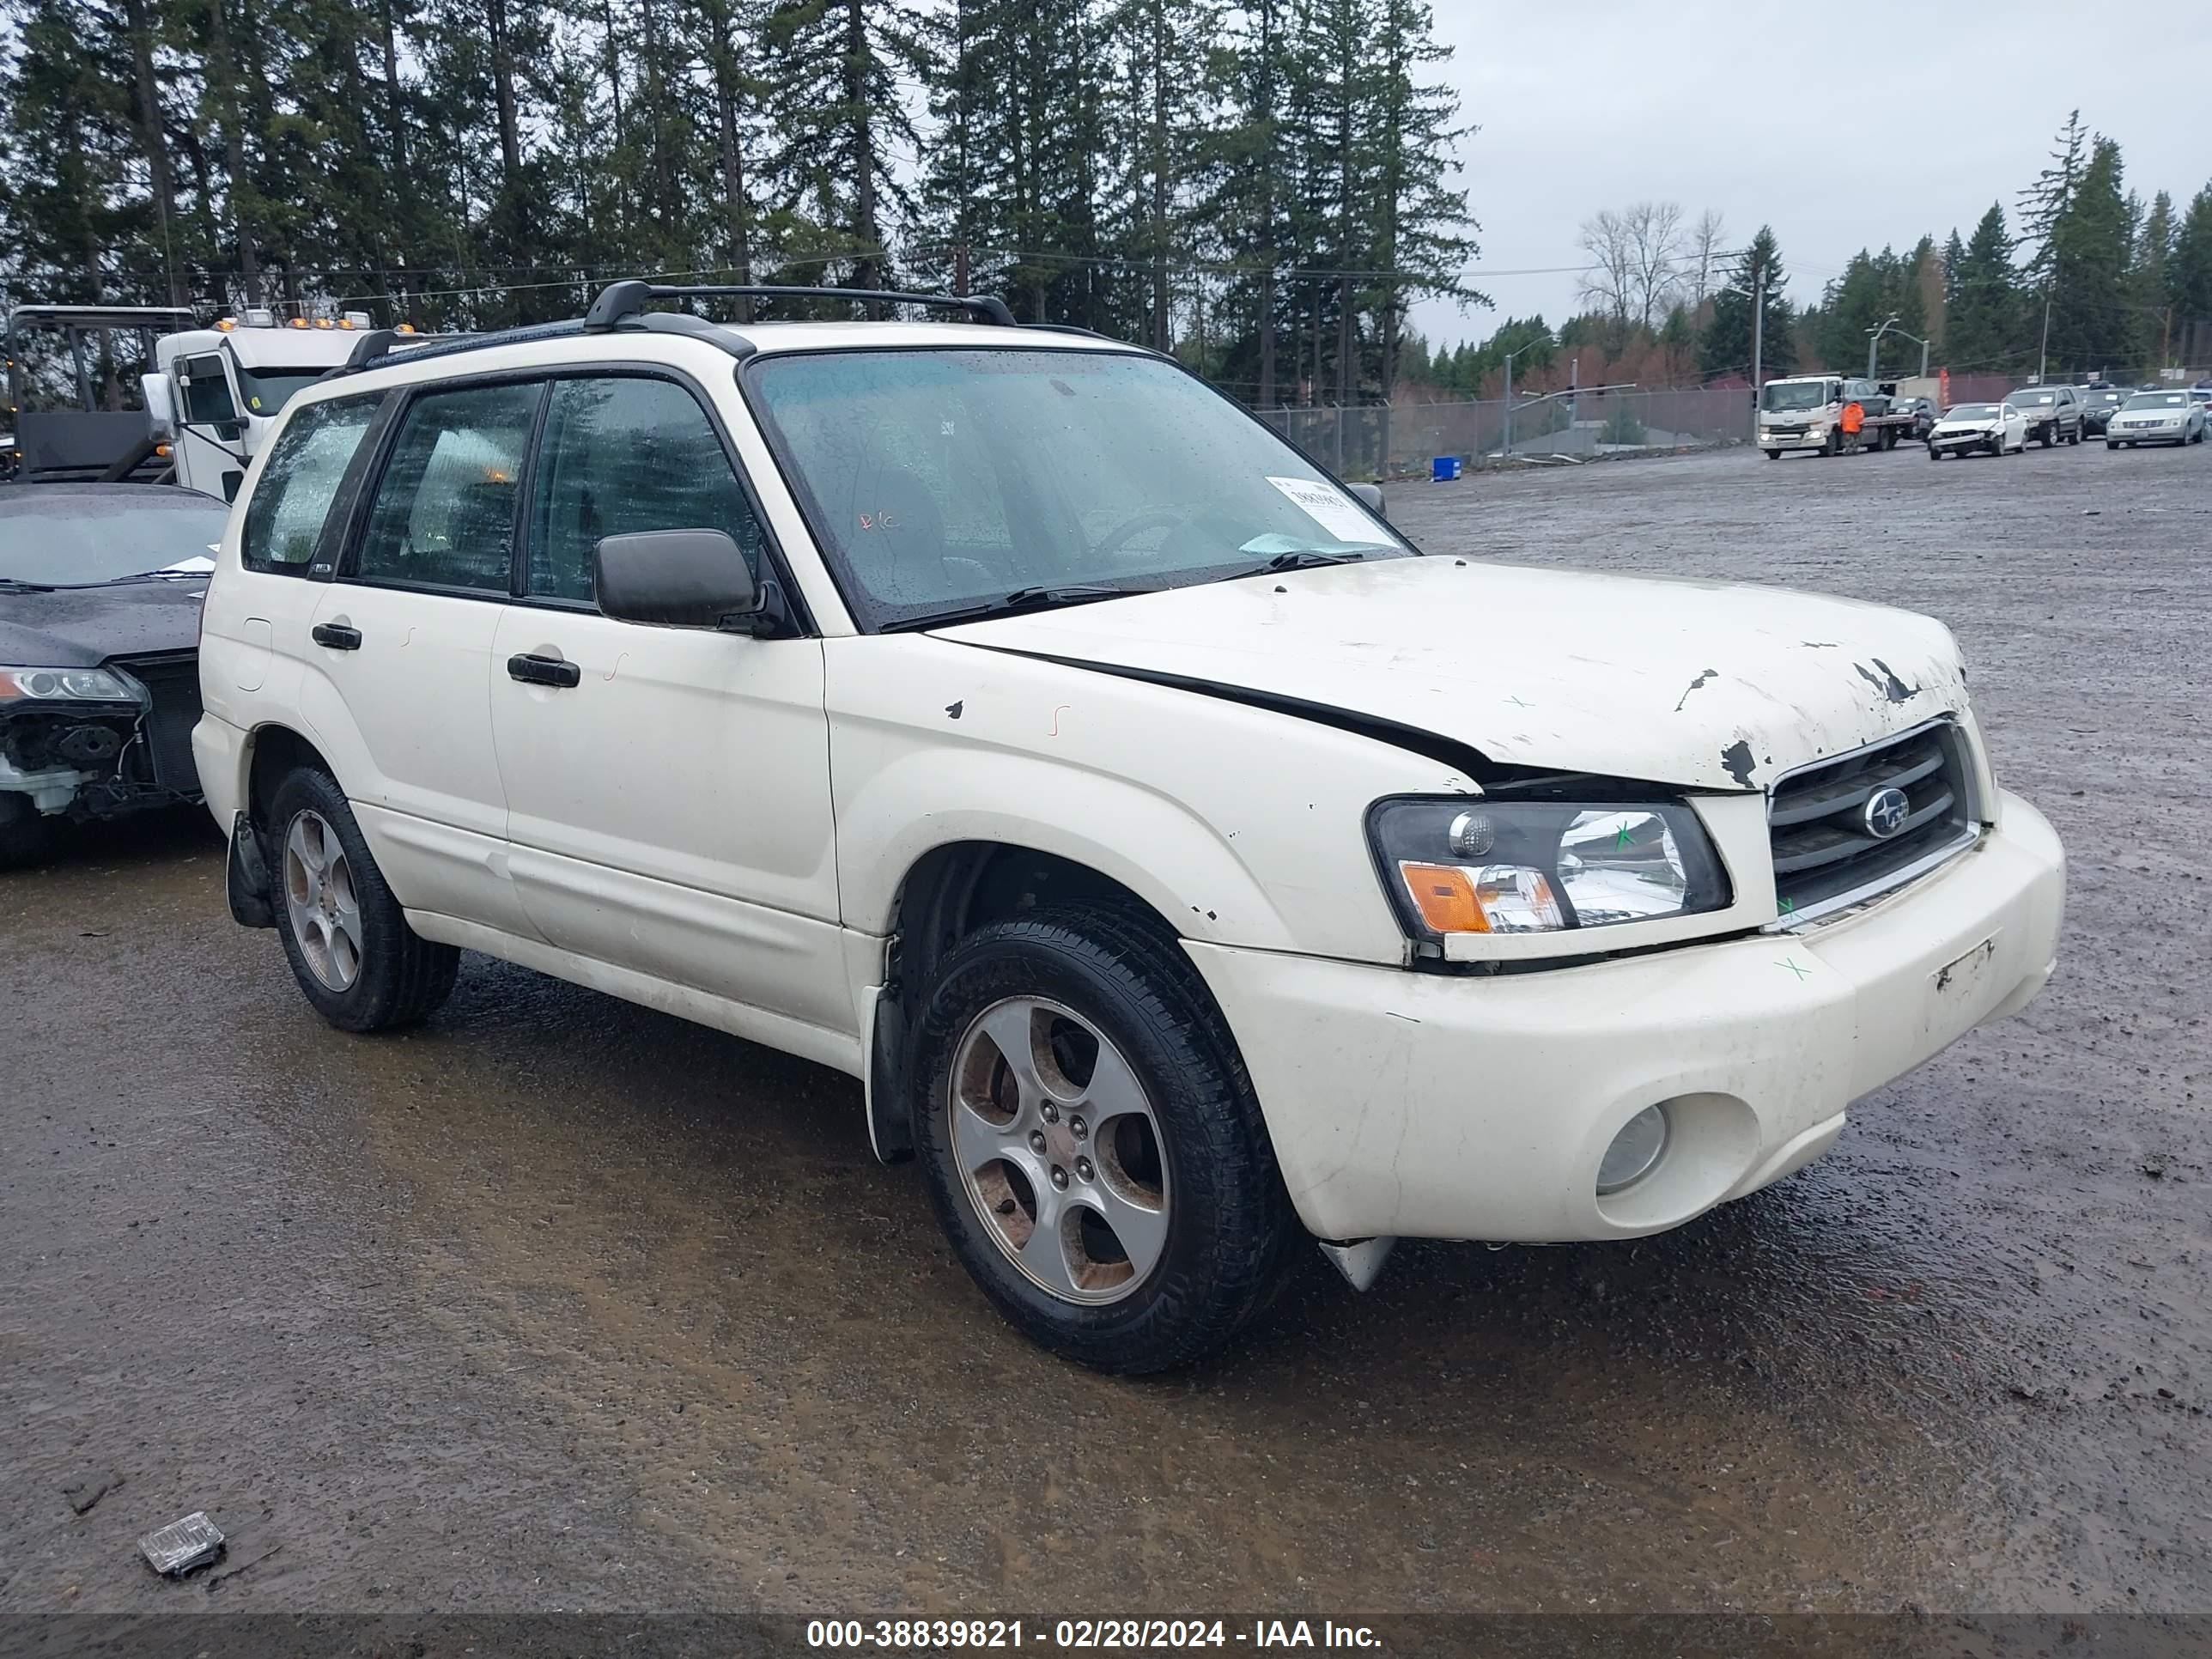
[0,665,143,704]
[1368,796,1731,944]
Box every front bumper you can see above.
[1931,430,2001,451]
[1759,427,1828,451]
[1188,789,2063,1244]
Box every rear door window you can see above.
[524,376,764,604]
[353,381,540,593]
[240,396,381,574]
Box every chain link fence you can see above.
[1255,387,1759,480]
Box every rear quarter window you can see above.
[240,396,381,574]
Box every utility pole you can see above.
[1499,330,1553,459]
[953,242,969,298]
[1750,264,1765,440]
[2037,293,2051,383]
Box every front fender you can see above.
[826,635,1477,963]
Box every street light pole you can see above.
[1499,329,1553,458]
[1867,313,1931,381]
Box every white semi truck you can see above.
[3,305,418,499]
[140,310,395,501]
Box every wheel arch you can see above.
[245,722,338,830]
[866,839,1215,1164]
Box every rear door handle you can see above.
[507,653,581,689]
[311,622,362,651]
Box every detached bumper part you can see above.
[1189,789,2064,1246]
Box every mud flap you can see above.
[226,811,276,929]
[865,985,915,1163]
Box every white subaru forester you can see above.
[196,282,2065,1372]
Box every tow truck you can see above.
[4,305,417,499]
[1756,374,1917,458]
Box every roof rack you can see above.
[585,281,1018,330]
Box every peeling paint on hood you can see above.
[931,556,1969,792]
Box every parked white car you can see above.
[2106,390,2207,447]
[195,283,2067,1371]
[1928,401,2028,459]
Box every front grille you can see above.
[1767,720,1977,923]
[115,653,204,795]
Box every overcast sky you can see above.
[1409,0,2210,351]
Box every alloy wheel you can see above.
[948,996,1171,1305]
[283,809,364,992]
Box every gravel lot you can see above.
[3,438,2207,1622]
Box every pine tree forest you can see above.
[4,0,2209,418]
[0,0,1479,409]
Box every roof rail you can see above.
[585,282,1018,330]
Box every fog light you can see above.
[1597,1104,1668,1194]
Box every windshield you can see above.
[2087,391,2124,406]
[1944,404,2000,421]
[1760,381,1833,412]
[0,492,228,584]
[235,364,328,417]
[747,348,1410,629]
[2124,392,2189,409]
[2011,390,2057,406]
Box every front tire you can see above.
[908,911,1296,1374]
[1764,448,1782,459]
[269,768,459,1031]
[2107,441,2119,450]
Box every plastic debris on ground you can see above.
[138,1511,225,1577]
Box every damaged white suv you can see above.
[197,283,2065,1372]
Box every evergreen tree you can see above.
[2040,136,2132,374]
[1364,0,1481,398]
[2130,189,2175,371]
[763,0,937,295]
[1942,204,2020,373]
[1700,225,1792,380]
[2167,184,2212,350]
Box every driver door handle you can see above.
[311,622,362,651]
[507,653,581,689]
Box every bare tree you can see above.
[1686,209,1728,308]
[1577,200,1686,335]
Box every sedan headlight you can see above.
[1369,796,1731,943]
[0,665,143,704]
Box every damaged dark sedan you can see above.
[1,483,227,866]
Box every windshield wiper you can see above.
[885,582,1149,633]
[1224,549,1369,580]
[0,577,55,592]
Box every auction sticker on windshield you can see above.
[1266,476,1380,544]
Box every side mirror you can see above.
[594,528,760,629]
[142,373,175,439]
[1348,481,1386,519]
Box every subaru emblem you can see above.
[1863,786,1911,840]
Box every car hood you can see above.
[0,579,207,669]
[930,557,1966,793]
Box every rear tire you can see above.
[268,767,459,1032]
[908,908,1297,1374]
[0,794,59,872]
